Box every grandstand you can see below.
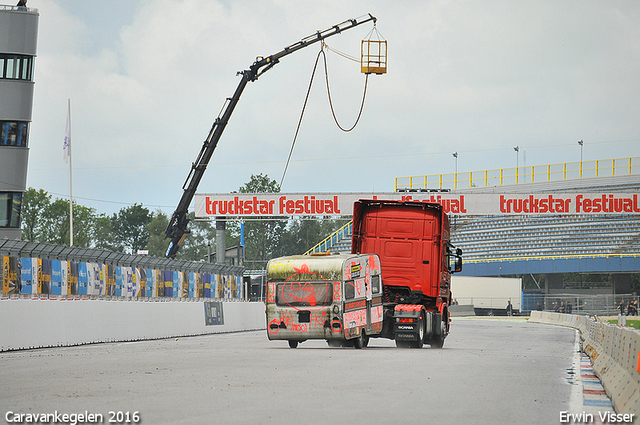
[452,213,640,261]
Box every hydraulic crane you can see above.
[165,14,377,258]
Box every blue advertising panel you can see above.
[204,273,211,298]
[78,262,88,295]
[146,269,154,297]
[115,266,123,296]
[173,271,179,298]
[51,260,62,295]
[164,271,173,297]
[21,258,32,294]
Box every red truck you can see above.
[352,199,462,348]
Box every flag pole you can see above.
[66,99,74,246]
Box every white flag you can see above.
[63,102,70,163]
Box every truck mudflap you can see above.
[393,305,432,348]
[426,311,446,348]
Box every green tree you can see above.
[146,210,170,257]
[21,188,52,242]
[71,204,99,248]
[109,204,152,254]
[178,212,216,261]
[22,187,100,247]
[93,215,116,251]
[227,174,286,269]
[42,198,72,245]
[144,210,216,260]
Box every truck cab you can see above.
[352,199,462,347]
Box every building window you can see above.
[0,54,34,81]
[0,192,22,228]
[0,121,29,146]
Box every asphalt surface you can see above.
[1,318,578,425]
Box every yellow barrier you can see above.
[396,157,640,191]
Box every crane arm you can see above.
[165,14,376,258]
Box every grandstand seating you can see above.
[451,214,640,261]
[305,214,640,261]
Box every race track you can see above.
[1,318,579,425]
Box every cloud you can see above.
[26,0,640,216]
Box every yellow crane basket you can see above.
[361,39,387,75]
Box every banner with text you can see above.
[194,192,640,217]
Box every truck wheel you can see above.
[288,340,298,348]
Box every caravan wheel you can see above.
[353,331,367,349]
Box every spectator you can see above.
[628,300,638,316]
[566,301,572,314]
[536,302,543,311]
[553,301,560,312]
[506,300,513,316]
[616,300,626,315]
[17,0,27,7]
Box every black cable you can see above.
[322,48,369,132]
[279,44,370,189]
[279,48,323,189]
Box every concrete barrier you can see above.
[0,298,266,352]
[529,311,639,414]
[449,304,476,317]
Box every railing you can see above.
[454,294,640,315]
[460,252,640,264]
[522,293,639,316]
[303,220,353,255]
[395,157,640,191]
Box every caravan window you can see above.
[276,282,332,307]
[344,280,355,300]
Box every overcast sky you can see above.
[24,0,640,215]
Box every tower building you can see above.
[0,4,39,240]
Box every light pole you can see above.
[452,152,458,189]
[578,140,584,178]
[514,146,520,183]
[578,140,583,162]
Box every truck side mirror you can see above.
[449,247,463,273]
[454,253,463,273]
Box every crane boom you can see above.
[165,14,377,258]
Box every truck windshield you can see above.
[276,282,332,307]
